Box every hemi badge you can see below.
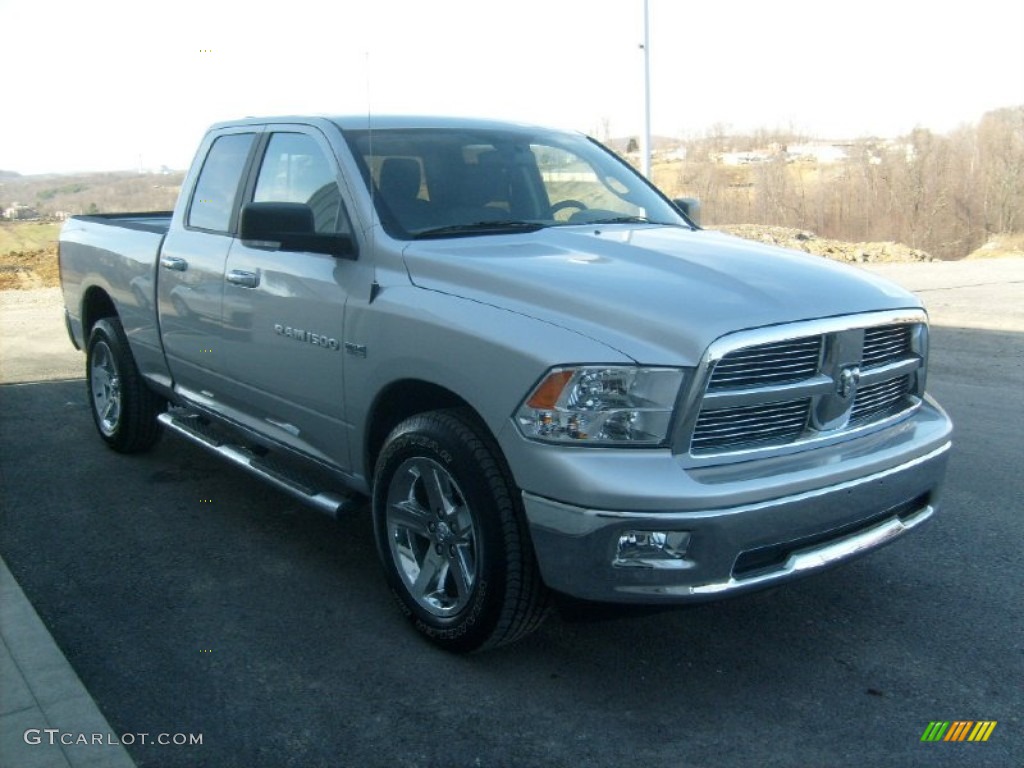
[344,342,367,358]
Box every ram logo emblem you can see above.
[837,365,861,400]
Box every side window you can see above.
[254,133,350,235]
[187,133,255,232]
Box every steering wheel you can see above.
[550,199,588,217]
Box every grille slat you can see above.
[709,371,818,387]
[712,360,823,378]
[715,348,821,366]
[715,356,822,370]
[699,404,810,423]
[695,415,810,437]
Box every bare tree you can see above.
[662,105,1023,259]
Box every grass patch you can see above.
[0,220,61,252]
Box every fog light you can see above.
[614,531,692,569]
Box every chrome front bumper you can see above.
[519,400,952,604]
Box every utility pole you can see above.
[641,0,652,178]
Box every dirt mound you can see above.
[0,247,60,290]
[713,225,935,263]
[965,233,1024,260]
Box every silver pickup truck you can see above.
[60,116,952,651]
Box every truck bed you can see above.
[72,211,173,235]
[59,211,173,362]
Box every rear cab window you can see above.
[187,133,256,232]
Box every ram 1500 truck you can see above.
[59,116,952,651]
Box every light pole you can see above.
[640,0,652,178]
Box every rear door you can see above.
[157,128,259,399]
[218,125,369,469]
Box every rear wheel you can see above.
[372,409,549,652]
[86,317,164,453]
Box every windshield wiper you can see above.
[413,220,546,239]
[583,215,672,226]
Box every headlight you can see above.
[515,366,686,446]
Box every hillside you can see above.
[0,170,184,218]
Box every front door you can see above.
[218,128,367,469]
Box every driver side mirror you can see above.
[239,202,357,259]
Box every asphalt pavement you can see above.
[1,260,1021,767]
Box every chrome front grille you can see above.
[687,313,926,459]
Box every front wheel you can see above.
[372,409,549,652]
[86,317,164,453]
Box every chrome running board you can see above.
[157,411,362,519]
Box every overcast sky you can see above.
[1,0,1022,174]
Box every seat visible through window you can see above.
[378,157,432,231]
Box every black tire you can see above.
[86,317,164,453]
[372,408,549,652]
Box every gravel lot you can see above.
[0,287,82,382]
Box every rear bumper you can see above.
[519,398,952,603]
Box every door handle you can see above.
[160,256,188,272]
[226,269,260,288]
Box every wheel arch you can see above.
[364,379,496,482]
[81,286,118,341]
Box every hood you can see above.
[402,226,921,365]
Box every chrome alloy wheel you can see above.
[89,340,122,436]
[385,457,479,617]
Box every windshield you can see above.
[343,126,689,239]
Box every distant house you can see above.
[713,143,850,165]
[718,151,772,166]
[2,203,40,220]
[786,143,849,164]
